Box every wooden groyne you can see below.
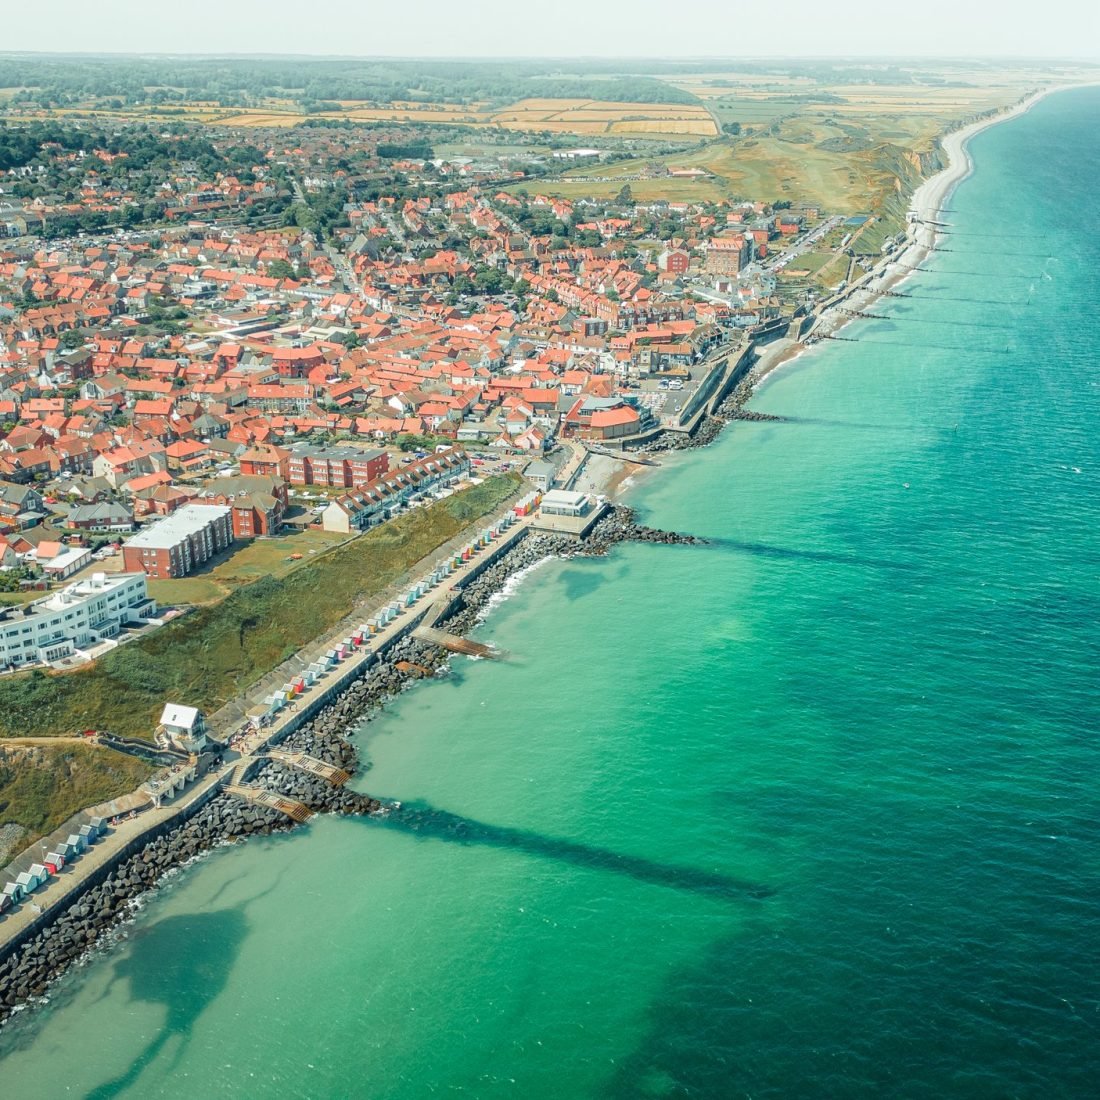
[586,445,660,467]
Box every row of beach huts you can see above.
[1,817,108,916]
[245,503,534,727]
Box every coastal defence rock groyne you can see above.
[0,506,699,1025]
[645,372,774,453]
[0,724,382,1025]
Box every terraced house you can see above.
[321,448,471,533]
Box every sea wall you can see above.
[0,722,382,1023]
[0,506,699,1026]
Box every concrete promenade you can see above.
[0,456,590,956]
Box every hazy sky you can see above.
[5,0,1099,59]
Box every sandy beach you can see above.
[910,86,1057,224]
[772,85,1072,366]
[553,85,1077,504]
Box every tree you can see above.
[616,184,634,206]
[474,268,504,295]
[266,259,295,279]
[284,203,320,233]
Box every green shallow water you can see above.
[3,87,1100,1098]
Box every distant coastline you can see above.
[911,86,1060,223]
[591,86,1068,502]
[729,87,1064,397]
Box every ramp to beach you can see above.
[226,785,314,823]
[264,750,351,787]
[413,625,501,660]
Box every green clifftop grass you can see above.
[0,743,153,843]
[0,475,520,739]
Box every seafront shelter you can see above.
[531,489,609,536]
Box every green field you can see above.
[146,527,350,607]
[787,250,838,275]
[0,590,38,606]
[0,475,521,740]
[546,111,942,212]
[510,174,732,203]
[528,77,1032,229]
[708,95,837,128]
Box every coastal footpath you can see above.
[0,505,699,1024]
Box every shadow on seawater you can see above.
[781,415,964,439]
[372,802,773,903]
[84,908,247,1100]
[701,537,914,573]
[778,416,906,431]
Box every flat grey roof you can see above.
[125,505,231,550]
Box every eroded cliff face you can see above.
[846,141,943,247]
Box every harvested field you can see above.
[7,90,719,138]
[150,96,719,137]
[610,119,717,135]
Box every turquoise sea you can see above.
[2,87,1099,1098]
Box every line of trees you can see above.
[0,58,703,110]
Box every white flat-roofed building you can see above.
[532,489,609,536]
[539,489,593,518]
[39,545,95,580]
[0,571,157,669]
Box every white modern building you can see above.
[539,489,594,518]
[156,703,209,753]
[0,572,157,669]
[531,489,608,536]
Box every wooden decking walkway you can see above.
[265,750,351,786]
[225,785,314,823]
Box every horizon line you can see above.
[1,51,1098,63]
